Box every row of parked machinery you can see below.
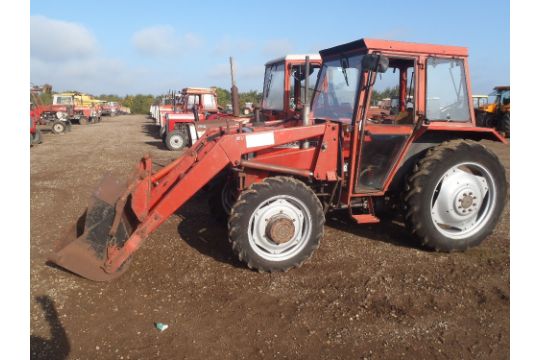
[30,86,127,145]
[150,55,323,151]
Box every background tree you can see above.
[371,85,399,104]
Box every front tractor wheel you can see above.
[165,128,189,151]
[51,121,66,134]
[228,176,325,272]
[404,140,507,252]
[31,128,43,144]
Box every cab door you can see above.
[354,56,418,193]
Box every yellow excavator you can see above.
[475,86,510,137]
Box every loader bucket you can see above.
[49,173,138,281]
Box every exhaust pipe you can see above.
[230,57,240,117]
[302,55,310,149]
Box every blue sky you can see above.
[30,0,509,96]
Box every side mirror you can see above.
[362,54,389,73]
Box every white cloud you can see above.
[31,15,98,62]
[30,15,155,95]
[132,25,202,57]
[262,39,294,57]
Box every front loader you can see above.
[51,38,508,281]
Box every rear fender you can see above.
[387,128,507,193]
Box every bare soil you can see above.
[30,115,510,359]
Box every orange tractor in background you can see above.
[51,38,508,281]
[475,85,510,137]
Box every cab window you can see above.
[426,57,470,121]
[368,58,415,125]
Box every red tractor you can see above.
[161,55,323,151]
[51,38,508,281]
[30,106,42,145]
[101,101,120,117]
[53,93,101,125]
[154,93,177,134]
[161,87,227,150]
[30,89,72,135]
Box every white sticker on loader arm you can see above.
[246,132,275,148]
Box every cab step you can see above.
[351,214,380,224]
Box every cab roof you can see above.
[319,38,468,57]
[265,54,322,66]
[182,87,216,95]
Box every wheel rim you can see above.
[53,123,64,133]
[248,195,312,261]
[169,134,184,149]
[430,162,497,240]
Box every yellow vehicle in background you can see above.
[472,95,489,109]
[475,86,510,137]
[53,92,102,124]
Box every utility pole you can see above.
[230,57,240,117]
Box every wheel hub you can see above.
[454,188,479,215]
[248,196,310,261]
[266,216,295,244]
[171,135,183,148]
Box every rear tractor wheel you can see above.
[228,176,325,272]
[165,127,189,151]
[404,139,507,252]
[500,113,510,137]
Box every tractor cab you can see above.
[261,54,322,121]
[177,87,219,114]
[312,38,503,195]
[472,95,489,109]
[486,86,510,112]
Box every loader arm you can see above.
[51,123,329,280]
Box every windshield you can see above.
[262,63,285,110]
[312,54,364,121]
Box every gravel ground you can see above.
[30,115,510,359]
